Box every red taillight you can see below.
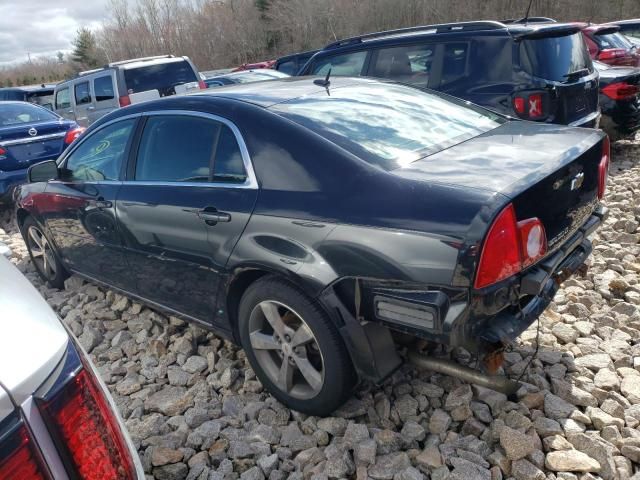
[598,136,610,200]
[198,80,207,90]
[64,127,85,145]
[598,48,626,61]
[475,204,548,289]
[118,95,131,107]
[0,147,6,156]
[39,368,136,479]
[512,92,546,119]
[602,81,640,100]
[513,97,525,115]
[0,423,47,480]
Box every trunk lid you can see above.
[394,121,605,252]
[0,256,69,405]
[0,120,73,171]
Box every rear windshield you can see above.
[0,103,58,126]
[519,32,593,82]
[594,32,633,49]
[124,60,198,95]
[271,83,505,170]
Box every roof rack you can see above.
[78,67,105,76]
[324,21,506,50]
[108,54,175,67]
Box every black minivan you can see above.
[298,21,600,127]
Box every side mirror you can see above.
[28,160,59,183]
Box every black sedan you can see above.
[594,60,640,140]
[15,78,608,415]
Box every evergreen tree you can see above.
[255,0,269,12]
[71,28,100,68]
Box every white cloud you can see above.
[0,1,109,64]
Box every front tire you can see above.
[238,276,355,416]
[21,216,68,289]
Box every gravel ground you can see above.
[1,139,640,480]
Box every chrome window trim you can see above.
[0,131,66,147]
[55,110,258,190]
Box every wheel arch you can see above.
[224,264,324,342]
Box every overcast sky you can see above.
[0,1,109,64]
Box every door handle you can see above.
[198,208,231,224]
[87,106,95,111]
[67,109,73,114]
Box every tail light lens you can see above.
[475,204,548,289]
[598,136,610,200]
[0,419,47,480]
[198,80,207,89]
[512,92,547,120]
[118,95,131,107]
[0,147,6,156]
[602,81,640,100]
[38,363,136,479]
[598,48,626,61]
[64,127,86,145]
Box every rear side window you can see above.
[310,51,367,76]
[64,120,135,181]
[272,83,505,170]
[519,33,593,81]
[74,82,91,105]
[0,90,24,101]
[134,115,247,184]
[213,126,246,183]
[123,60,198,96]
[55,88,71,109]
[94,76,115,102]
[370,44,435,88]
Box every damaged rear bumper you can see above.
[474,205,607,346]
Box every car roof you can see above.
[0,85,55,93]
[317,20,582,52]
[208,68,286,80]
[582,23,621,34]
[190,76,384,107]
[607,19,640,26]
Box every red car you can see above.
[580,24,640,67]
[232,60,276,72]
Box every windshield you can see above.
[272,83,505,170]
[519,32,593,82]
[595,32,633,49]
[124,60,198,94]
[0,103,58,127]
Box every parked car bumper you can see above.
[600,98,640,137]
[0,168,28,205]
[472,205,607,347]
[568,109,601,128]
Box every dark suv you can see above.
[298,21,600,127]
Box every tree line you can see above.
[2,0,640,87]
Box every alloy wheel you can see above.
[27,225,57,280]
[248,300,325,399]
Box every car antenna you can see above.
[522,0,534,25]
[314,68,332,88]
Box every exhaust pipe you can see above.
[407,348,521,399]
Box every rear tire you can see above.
[238,275,355,416]
[21,216,68,289]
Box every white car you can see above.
[0,244,143,479]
